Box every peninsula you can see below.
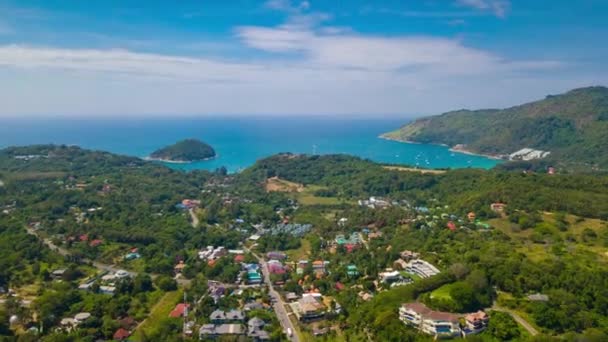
[382,86,608,171]
[149,138,216,163]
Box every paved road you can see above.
[491,303,538,336]
[250,251,299,342]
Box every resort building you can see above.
[399,303,461,338]
[405,259,440,278]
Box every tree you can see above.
[155,276,177,291]
[487,311,520,340]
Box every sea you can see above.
[0,116,500,172]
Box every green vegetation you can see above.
[150,138,216,162]
[2,146,608,341]
[383,86,608,171]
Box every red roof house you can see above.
[234,254,245,263]
[447,221,457,231]
[89,239,103,247]
[113,328,131,341]
[335,282,345,291]
[169,303,190,318]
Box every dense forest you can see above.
[382,86,608,171]
[149,139,216,162]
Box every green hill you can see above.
[150,139,216,162]
[382,86,608,171]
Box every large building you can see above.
[399,303,461,338]
[405,259,440,278]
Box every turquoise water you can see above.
[0,117,499,172]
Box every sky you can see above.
[0,0,607,117]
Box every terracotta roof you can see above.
[169,303,189,318]
[113,328,131,340]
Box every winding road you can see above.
[491,303,539,336]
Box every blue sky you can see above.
[0,0,606,117]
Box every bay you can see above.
[0,116,500,172]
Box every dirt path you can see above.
[189,208,199,228]
[491,303,539,336]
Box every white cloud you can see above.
[0,36,571,117]
[457,0,510,17]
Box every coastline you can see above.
[142,155,217,164]
[379,135,503,160]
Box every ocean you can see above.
[0,116,499,172]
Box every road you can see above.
[189,208,199,228]
[249,251,299,342]
[491,303,538,336]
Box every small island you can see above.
[148,139,216,163]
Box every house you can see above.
[393,258,408,270]
[312,260,327,276]
[405,259,440,278]
[464,311,489,335]
[74,312,91,323]
[199,324,244,338]
[113,328,131,341]
[125,252,141,260]
[447,221,457,231]
[89,239,103,247]
[244,263,262,284]
[244,302,265,311]
[292,295,327,321]
[490,203,507,213]
[169,303,189,318]
[467,212,476,221]
[296,260,308,275]
[268,260,286,274]
[285,292,299,302]
[379,270,402,283]
[51,269,66,280]
[335,282,345,291]
[346,265,359,277]
[400,250,420,261]
[118,317,137,330]
[234,254,245,263]
[210,309,245,323]
[99,285,116,295]
[399,303,461,338]
[174,261,186,274]
[358,291,374,301]
[266,251,287,260]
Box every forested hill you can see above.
[382,86,608,171]
[150,138,216,162]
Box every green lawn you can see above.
[132,290,183,341]
[430,283,455,300]
[294,185,353,206]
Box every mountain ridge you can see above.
[382,86,608,170]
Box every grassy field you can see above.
[286,238,312,261]
[430,283,455,300]
[294,185,351,206]
[132,290,182,341]
[265,177,303,193]
[490,212,608,262]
